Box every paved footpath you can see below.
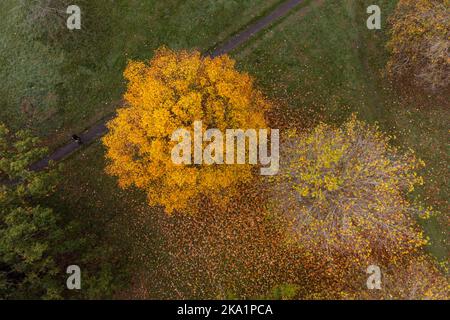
[30,0,306,171]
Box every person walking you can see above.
[72,134,83,145]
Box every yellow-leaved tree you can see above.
[270,115,448,298]
[273,116,428,260]
[102,47,271,214]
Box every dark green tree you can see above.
[0,123,62,299]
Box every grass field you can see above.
[24,0,448,298]
[0,0,283,148]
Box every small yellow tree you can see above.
[268,116,450,298]
[271,116,431,282]
[103,48,270,214]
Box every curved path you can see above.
[30,0,306,171]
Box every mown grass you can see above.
[0,0,283,148]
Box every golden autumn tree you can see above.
[102,47,270,214]
[269,115,442,297]
[387,0,449,90]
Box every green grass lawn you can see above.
[0,0,282,148]
[27,0,448,298]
